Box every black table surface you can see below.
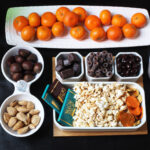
[0,0,150,150]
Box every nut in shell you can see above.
[7,107,17,116]
[18,101,28,106]
[31,115,41,127]
[17,126,29,134]
[28,124,35,130]
[12,121,24,131]
[26,113,31,125]
[17,106,30,113]
[15,105,21,109]
[3,113,11,124]
[27,102,35,110]
[29,109,40,115]
[16,112,27,124]
[10,100,18,107]
[8,117,17,128]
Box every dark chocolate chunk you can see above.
[57,58,64,66]
[68,53,80,63]
[73,63,81,76]
[55,65,64,72]
[63,59,72,66]
[60,68,74,79]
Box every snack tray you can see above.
[53,81,146,131]
[5,5,150,49]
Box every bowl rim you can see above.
[115,52,143,79]
[55,52,84,81]
[1,45,44,86]
[0,93,45,137]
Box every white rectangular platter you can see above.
[53,82,146,131]
[5,5,150,49]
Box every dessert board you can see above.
[6,5,150,49]
[52,57,148,137]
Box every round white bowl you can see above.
[1,45,44,85]
[115,52,143,82]
[55,52,84,82]
[85,52,114,82]
[0,93,45,137]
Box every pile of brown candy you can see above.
[6,49,42,82]
[87,51,113,77]
[55,53,81,79]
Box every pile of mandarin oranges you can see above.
[13,6,147,42]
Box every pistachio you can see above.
[12,121,24,131]
[15,105,21,109]
[8,117,17,127]
[31,115,40,127]
[16,106,30,113]
[7,107,17,116]
[18,101,28,106]
[26,113,31,125]
[27,102,35,110]
[17,126,29,134]
[3,113,11,124]
[29,109,40,115]
[10,100,18,107]
[28,124,35,130]
[16,112,27,124]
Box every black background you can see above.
[0,0,150,150]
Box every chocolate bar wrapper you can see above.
[42,84,62,114]
[57,89,76,126]
[49,79,67,103]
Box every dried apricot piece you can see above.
[118,111,135,127]
[126,96,140,108]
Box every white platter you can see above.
[5,5,150,49]
[53,82,146,131]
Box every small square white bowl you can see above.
[55,52,84,82]
[115,52,143,82]
[85,52,114,82]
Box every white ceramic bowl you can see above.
[115,52,143,82]
[55,52,84,82]
[1,45,44,85]
[0,93,45,137]
[85,52,114,81]
[53,82,146,131]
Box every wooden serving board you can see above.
[52,57,148,137]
